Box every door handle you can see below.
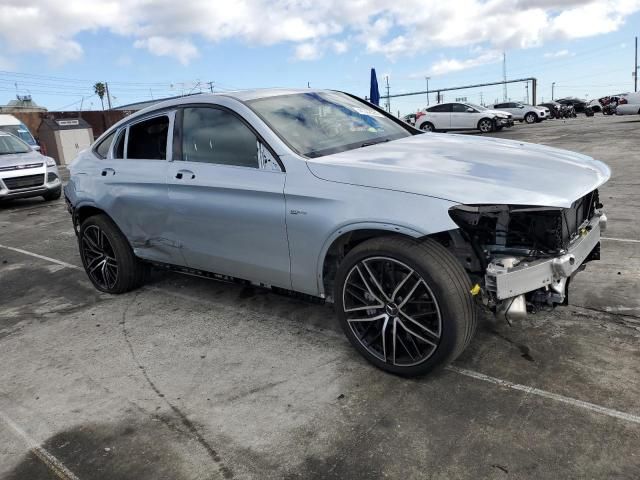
[101,168,115,176]
[175,169,195,180]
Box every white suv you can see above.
[416,102,513,133]
[488,102,548,123]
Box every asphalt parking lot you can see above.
[1,114,639,479]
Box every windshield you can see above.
[466,103,487,111]
[0,125,37,145]
[247,91,412,158]
[0,134,31,155]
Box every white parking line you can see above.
[602,237,640,244]
[0,244,82,271]
[0,409,80,480]
[2,243,640,427]
[447,366,640,425]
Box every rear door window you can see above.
[126,116,169,160]
[181,107,259,168]
[427,104,451,113]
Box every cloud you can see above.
[294,42,322,61]
[0,0,638,64]
[133,36,198,65]
[412,50,502,76]
[543,49,574,58]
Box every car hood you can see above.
[307,134,610,208]
[484,108,510,117]
[0,150,44,168]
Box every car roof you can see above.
[0,114,21,126]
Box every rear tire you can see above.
[79,214,147,294]
[420,122,435,132]
[334,236,477,377]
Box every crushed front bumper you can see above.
[485,211,605,301]
[496,118,514,128]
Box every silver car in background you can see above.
[0,131,61,202]
[64,89,610,376]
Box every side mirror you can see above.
[466,108,474,113]
[519,105,524,109]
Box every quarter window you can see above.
[127,116,169,160]
[181,107,258,168]
[95,130,115,159]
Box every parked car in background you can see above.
[64,88,609,377]
[487,102,549,123]
[0,131,61,202]
[416,102,513,133]
[0,114,40,151]
[556,97,587,114]
[615,93,640,115]
[539,102,562,119]
[586,99,602,113]
[402,113,417,126]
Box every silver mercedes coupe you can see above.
[64,89,610,376]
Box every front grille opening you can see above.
[3,174,45,190]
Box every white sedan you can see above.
[415,102,513,133]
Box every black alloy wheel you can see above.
[81,224,119,290]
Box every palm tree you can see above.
[93,82,106,110]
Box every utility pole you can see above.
[207,81,214,93]
[479,91,483,105]
[105,82,112,110]
[425,76,430,105]
[525,82,529,104]
[552,82,556,100]
[502,52,507,101]
[385,75,391,112]
[635,36,638,92]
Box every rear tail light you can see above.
[619,98,628,104]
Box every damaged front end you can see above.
[448,190,607,322]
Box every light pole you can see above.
[425,76,430,105]
[552,82,556,100]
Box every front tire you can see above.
[43,187,61,201]
[477,118,494,133]
[334,236,477,377]
[524,112,537,124]
[79,214,147,294]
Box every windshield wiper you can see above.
[360,138,390,148]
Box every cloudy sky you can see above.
[0,0,638,112]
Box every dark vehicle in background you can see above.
[556,97,587,114]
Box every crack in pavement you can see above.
[120,293,234,479]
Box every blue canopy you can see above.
[369,68,380,106]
